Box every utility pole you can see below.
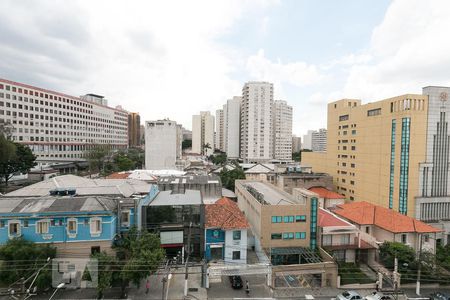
[161,259,170,300]
[184,221,193,297]
[393,256,399,300]
[416,234,423,296]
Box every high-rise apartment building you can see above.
[0,78,128,163]
[292,135,302,153]
[128,112,141,147]
[215,109,224,152]
[302,130,313,150]
[240,81,274,163]
[311,128,327,152]
[223,97,241,159]
[145,120,181,170]
[273,100,292,160]
[303,87,450,244]
[192,111,215,156]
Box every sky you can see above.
[1,0,450,136]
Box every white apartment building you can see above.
[292,135,302,153]
[240,82,274,163]
[215,109,224,152]
[302,130,313,150]
[145,120,181,170]
[223,96,241,159]
[311,128,327,152]
[0,78,128,163]
[192,111,215,156]
[273,100,292,161]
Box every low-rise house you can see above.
[205,197,249,264]
[0,196,118,257]
[308,187,345,209]
[318,208,377,263]
[244,163,275,182]
[275,172,334,194]
[334,201,442,254]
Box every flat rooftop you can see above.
[242,181,299,205]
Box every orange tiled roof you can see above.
[205,197,249,230]
[106,172,131,179]
[318,208,352,227]
[335,201,442,233]
[309,187,345,199]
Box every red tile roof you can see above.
[205,197,249,230]
[309,187,345,199]
[318,208,352,227]
[106,172,131,179]
[335,201,442,233]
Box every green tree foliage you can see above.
[86,145,111,175]
[379,241,416,269]
[292,149,312,162]
[182,139,192,150]
[437,244,450,270]
[0,239,56,287]
[114,153,135,172]
[126,148,144,169]
[202,143,212,155]
[210,152,227,165]
[0,135,36,185]
[220,165,246,191]
[94,227,165,297]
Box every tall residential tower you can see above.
[192,111,215,156]
[273,100,293,160]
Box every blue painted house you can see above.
[0,196,119,257]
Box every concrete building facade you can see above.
[223,96,241,159]
[311,128,327,152]
[145,120,181,170]
[303,87,450,244]
[215,109,224,152]
[0,78,128,163]
[292,135,302,153]
[273,100,293,161]
[128,112,140,147]
[192,111,215,156]
[240,82,274,163]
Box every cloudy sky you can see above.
[1,0,450,136]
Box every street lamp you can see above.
[48,283,65,300]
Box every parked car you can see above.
[229,275,243,289]
[337,291,363,300]
[430,292,450,300]
[364,292,393,300]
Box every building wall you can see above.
[0,79,128,162]
[128,112,141,147]
[224,97,241,158]
[292,136,302,153]
[273,100,293,161]
[192,111,215,156]
[145,120,179,170]
[224,229,247,264]
[303,95,428,217]
[240,82,274,163]
[55,240,114,258]
[302,130,313,150]
[215,109,224,151]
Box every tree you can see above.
[379,241,416,270]
[210,152,227,165]
[85,145,111,175]
[126,148,144,169]
[114,153,135,172]
[292,149,312,162]
[219,165,246,191]
[182,139,192,150]
[202,143,212,156]
[0,136,37,185]
[0,239,56,288]
[94,227,165,298]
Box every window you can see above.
[295,215,306,222]
[367,108,381,116]
[271,233,282,240]
[90,218,102,235]
[283,232,294,239]
[232,251,241,260]
[23,220,29,227]
[322,234,332,246]
[8,221,20,237]
[283,216,294,223]
[67,218,77,233]
[91,246,101,255]
[0,220,5,228]
[233,230,241,240]
[339,115,349,121]
[341,234,350,245]
[271,216,282,223]
[424,234,429,243]
[121,211,130,226]
[295,232,306,239]
[401,234,407,244]
[36,220,49,234]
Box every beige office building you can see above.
[192,111,215,156]
[304,87,450,244]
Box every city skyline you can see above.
[2,0,449,135]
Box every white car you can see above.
[337,291,362,300]
[364,292,393,300]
